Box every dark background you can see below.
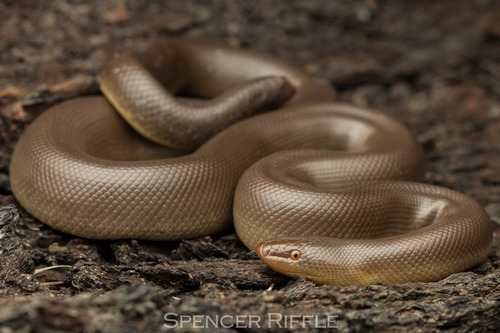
[0,1,499,332]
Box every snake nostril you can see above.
[256,242,270,257]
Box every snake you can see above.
[10,39,492,286]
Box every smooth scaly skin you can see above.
[10,40,492,286]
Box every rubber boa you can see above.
[10,40,492,286]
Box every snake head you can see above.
[256,236,340,285]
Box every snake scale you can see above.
[10,40,492,286]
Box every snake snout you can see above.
[256,242,270,259]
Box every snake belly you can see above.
[9,40,492,286]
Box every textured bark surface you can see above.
[0,1,499,332]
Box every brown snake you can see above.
[10,40,492,286]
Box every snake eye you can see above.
[290,250,301,260]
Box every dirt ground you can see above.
[0,0,499,332]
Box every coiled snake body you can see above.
[10,40,492,286]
